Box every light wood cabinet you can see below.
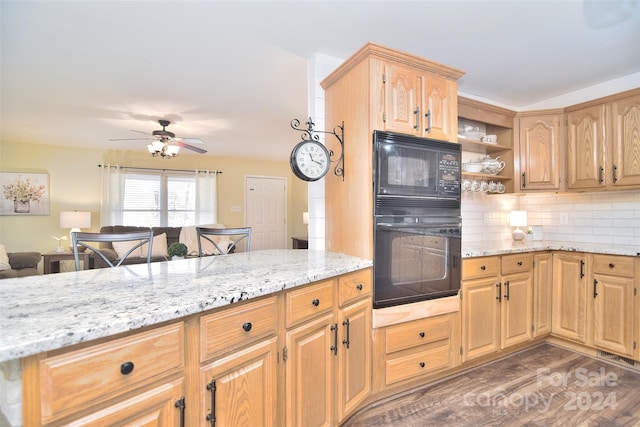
[567,89,640,191]
[500,254,533,348]
[322,42,464,259]
[552,252,589,343]
[592,255,636,357]
[517,111,564,191]
[532,252,553,337]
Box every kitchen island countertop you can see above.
[0,249,372,363]
[463,240,640,258]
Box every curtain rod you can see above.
[98,164,222,174]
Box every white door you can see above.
[245,176,287,250]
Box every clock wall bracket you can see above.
[290,117,345,181]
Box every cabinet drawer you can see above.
[339,269,372,307]
[385,315,451,354]
[462,257,499,280]
[592,255,635,277]
[200,296,278,362]
[39,323,184,423]
[385,343,450,385]
[285,279,335,328]
[501,253,533,275]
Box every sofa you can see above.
[90,225,232,269]
[0,251,42,279]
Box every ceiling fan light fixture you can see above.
[147,139,180,159]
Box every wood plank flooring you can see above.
[343,344,640,427]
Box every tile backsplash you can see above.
[462,190,640,246]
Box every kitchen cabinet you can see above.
[321,42,464,259]
[461,254,533,362]
[567,89,640,191]
[592,254,636,358]
[552,252,589,343]
[283,270,372,426]
[517,111,564,191]
[458,97,516,194]
[383,63,457,142]
[532,252,553,337]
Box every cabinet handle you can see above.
[356,283,363,291]
[517,261,523,266]
[419,332,426,338]
[175,397,186,427]
[613,165,618,183]
[480,265,486,271]
[413,107,421,130]
[312,299,320,307]
[522,172,526,189]
[609,263,615,269]
[593,279,598,298]
[496,283,502,303]
[206,380,217,427]
[342,319,351,349]
[419,362,426,368]
[330,323,338,356]
[242,322,252,332]
[425,109,432,133]
[504,281,510,301]
[599,166,604,184]
[120,361,134,375]
[580,260,585,278]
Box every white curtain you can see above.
[195,170,218,225]
[100,164,126,226]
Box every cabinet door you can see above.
[200,337,278,427]
[422,74,456,141]
[519,114,562,191]
[609,93,640,187]
[337,298,371,423]
[552,253,588,343]
[384,64,420,135]
[567,105,606,189]
[500,273,533,348]
[462,277,500,361]
[593,273,635,357]
[285,313,335,427]
[533,253,553,337]
[65,379,184,427]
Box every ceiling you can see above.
[2,0,639,161]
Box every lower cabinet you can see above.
[532,252,553,337]
[552,252,589,343]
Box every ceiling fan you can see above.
[110,119,208,157]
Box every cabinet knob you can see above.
[120,361,134,375]
[419,362,426,368]
[356,283,363,291]
[242,322,252,332]
[480,265,486,271]
[419,332,425,338]
[517,261,523,266]
[609,263,615,269]
[312,299,320,307]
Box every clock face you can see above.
[290,141,331,181]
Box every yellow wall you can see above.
[0,142,308,254]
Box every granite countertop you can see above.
[462,240,640,258]
[0,249,372,363]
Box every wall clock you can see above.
[290,140,331,181]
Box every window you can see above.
[101,165,218,227]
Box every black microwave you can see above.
[373,131,461,199]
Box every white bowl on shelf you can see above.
[463,163,484,173]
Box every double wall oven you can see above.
[373,131,462,309]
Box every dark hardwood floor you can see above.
[343,344,640,427]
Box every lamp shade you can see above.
[510,211,528,227]
[60,211,91,229]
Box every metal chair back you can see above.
[72,229,154,271]
[196,227,252,256]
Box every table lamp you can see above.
[510,210,527,241]
[60,211,91,250]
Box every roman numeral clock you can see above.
[289,117,344,182]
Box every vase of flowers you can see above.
[3,177,46,213]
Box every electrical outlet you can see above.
[231,206,241,213]
[560,213,569,225]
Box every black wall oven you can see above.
[373,131,461,309]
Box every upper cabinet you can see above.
[517,111,564,192]
[567,89,640,191]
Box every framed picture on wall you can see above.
[0,172,50,216]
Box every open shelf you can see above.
[462,171,512,181]
[459,138,512,154]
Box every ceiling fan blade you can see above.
[109,137,153,141]
[176,141,207,154]
[175,137,205,145]
[131,129,152,136]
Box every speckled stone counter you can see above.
[462,240,640,258]
[0,249,372,363]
